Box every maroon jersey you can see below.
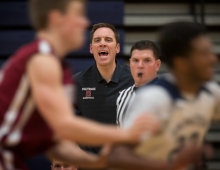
[0,39,74,170]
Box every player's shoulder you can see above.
[16,39,51,56]
[137,84,172,103]
[204,81,220,98]
[139,75,182,101]
[27,53,62,80]
[8,39,58,73]
[27,39,62,74]
[205,81,220,92]
[29,53,58,66]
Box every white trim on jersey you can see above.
[116,84,136,126]
[0,75,29,144]
[2,150,14,170]
[6,96,35,146]
[39,40,51,54]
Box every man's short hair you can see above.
[29,0,84,31]
[130,40,160,59]
[90,23,120,44]
[158,21,206,68]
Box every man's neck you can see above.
[172,72,204,94]
[37,31,69,57]
[96,62,116,83]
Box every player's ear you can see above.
[89,44,93,54]
[116,43,120,54]
[48,10,63,28]
[156,59,161,71]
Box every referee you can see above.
[117,40,161,126]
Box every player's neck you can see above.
[96,62,116,83]
[37,31,69,57]
[173,72,203,94]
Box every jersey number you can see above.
[168,131,199,161]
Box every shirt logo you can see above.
[86,90,91,97]
[82,87,96,99]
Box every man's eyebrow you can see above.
[53,163,61,166]
[144,56,152,59]
[64,164,71,166]
[131,57,138,59]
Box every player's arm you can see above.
[27,54,149,145]
[122,86,171,129]
[108,144,202,170]
[46,140,108,169]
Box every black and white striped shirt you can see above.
[116,84,136,126]
[116,77,159,126]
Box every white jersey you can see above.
[117,77,159,126]
[123,74,220,162]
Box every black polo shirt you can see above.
[74,62,134,125]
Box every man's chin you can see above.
[96,60,113,66]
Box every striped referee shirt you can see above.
[116,77,159,126]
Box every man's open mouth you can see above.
[98,51,109,57]
[138,73,143,77]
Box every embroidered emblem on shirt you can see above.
[82,87,96,99]
[86,90,91,97]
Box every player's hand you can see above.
[126,114,161,144]
[170,145,203,170]
[95,144,111,168]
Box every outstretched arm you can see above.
[108,145,171,170]
[47,140,108,169]
[27,54,148,146]
[108,144,203,170]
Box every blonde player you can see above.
[0,0,153,169]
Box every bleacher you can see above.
[123,1,220,169]
[0,0,125,73]
[0,0,220,169]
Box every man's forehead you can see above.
[52,160,66,165]
[131,49,154,57]
[93,27,115,38]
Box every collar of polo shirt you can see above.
[92,61,123,83]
